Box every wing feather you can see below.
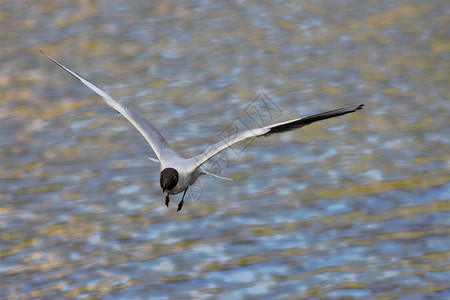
[191,104,364,168]
[41,50,174,161]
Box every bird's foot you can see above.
[177,199,184,212]
[165,194,170,207]
[177,188,188,212]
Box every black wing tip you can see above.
[356,104,364,110]
[39,49,55,62]
[39,49,49,57]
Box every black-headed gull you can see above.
[41,50,364,211]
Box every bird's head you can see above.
[160,168,179,192]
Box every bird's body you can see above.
[41,50,364,211]
[160,157,200,195]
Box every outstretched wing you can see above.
[41,50,174,161]
[191,104,364,169]
[263,104,364,135]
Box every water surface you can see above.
[1,0,449,299]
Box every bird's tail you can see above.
[200,168,233,181]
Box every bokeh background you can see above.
[1,0,449,299]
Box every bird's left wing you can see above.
[190,104,364,169]
[41,50,175,161]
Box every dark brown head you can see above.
[160,168,179,192]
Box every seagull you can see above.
[41,50,364,211]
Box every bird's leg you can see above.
[165,193,170,207]
[177,188,188,212]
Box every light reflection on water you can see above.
[1,0,449,299]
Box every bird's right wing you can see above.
[41,50,175,161]
[189,126,270,169]
[190,104,364,169]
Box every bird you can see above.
[41,50,364,211]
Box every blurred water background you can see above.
[1,0,449,299]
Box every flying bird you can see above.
[41,50,364,211]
